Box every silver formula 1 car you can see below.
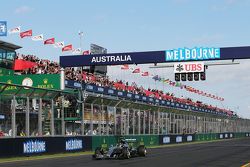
[92,138,147,160]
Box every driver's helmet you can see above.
[120,139,126,144]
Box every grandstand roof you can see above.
[0,40,22,50]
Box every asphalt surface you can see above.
[1,138,250,167]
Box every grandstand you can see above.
[0,40,250,157]
[0,40,248,138]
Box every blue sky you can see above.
[1,0,250,118]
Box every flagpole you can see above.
[78,30,86,135]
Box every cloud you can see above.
[14,6,34,14]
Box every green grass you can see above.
[0,151,93,164]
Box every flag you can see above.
[54,41,64,48]
[20,29,32,38]
[31,34,43,41]
[72,48,81,54]
[121,64,129,70]
[132,68,140,73]
[8,26,21,34]
[13,59,37,70]
[142,71,149,76]
[44,38,55,45]
[163,79,170,83]
[83,50,90,55]
[62,44,73,52]
[152,75,160,81]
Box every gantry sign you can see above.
[60,46,250,67]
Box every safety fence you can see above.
[0,132,250,158]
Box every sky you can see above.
[0,0,250,118]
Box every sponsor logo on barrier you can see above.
[163,136,170,144]
[246,133,249,137]
[219,134,223,139]
[97,87,104,92]
[0,114,5,119]
[176,136,182,143]
[108,89,114,94]
[73,82,81,88]
[165,47,220,61]
[225,134,228,138]
[230,133,233,138]
[187,135,193,142]
[23,140,46,154]
[66,139,83,151]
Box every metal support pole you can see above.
[38,98,42,136]
[60,68,65,90]
[51,99,55,136]
[114,107,117,135]
[81,101,85,135]
[153,111,155,134]
[25,97,30,137]
[11,96,16,138]
[138,110,141,135]
[132,109,135,135]
[90,103,93,135]
[157,111,160,135]
[143,111,146,135]
[127,109,130,135]
[61,96,65,136]
[148,112,151,134]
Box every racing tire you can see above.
[137,145,147,157]
[93,147,103,159]
[121,148,130,159]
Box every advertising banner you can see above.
[60,46,250,67]
[0,136,92,157]
[0,21,7,36]
[174,62,204,73]
[0,74,60,90]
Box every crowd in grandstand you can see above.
[14,53,233,116]
[16,53,60,74]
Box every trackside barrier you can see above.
[0,136,92,158]
[159,134,195,145]
[0,132,250,157]
[91,135,159,151]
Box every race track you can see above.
[1,138,250,167]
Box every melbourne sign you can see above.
[174,62,204,73]
[166,47,220,61]
[65,139,83,151]
[23,140,46,154]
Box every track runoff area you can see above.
[0,138,250,167]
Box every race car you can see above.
[92,138,147,160]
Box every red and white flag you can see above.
[8,26,21,34]
[62,44,73,52]
[83,50,90,55]
[44,38,55,45]
[31,34,43,41]
[132,68,140,73]
[142,71,149,76]
[121,64,129,70]
[72,48,81,54]
[20,29,32,38]
[54,41,64,48]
